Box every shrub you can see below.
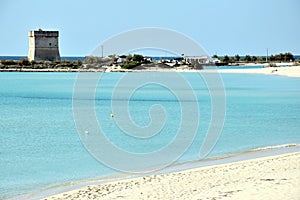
[132,54,144,62]
[1,60,17,65]
[121,61,141,69]
[126,54,132,63]
[84,56,101,64]
[77,59,82,66]
[19,59,30,66]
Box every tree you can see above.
[132,54,144,62]
[284,52,294,62]
[126,54,132,63]
[221,55,230,63]
[77,59,82,66]
[257,56,264,62]
[212,54,218,59]
[229,56,235,63]
[269,52,294,62]
[235,54,240,62]
[18,58,30,66]
[244,55,251,62]
[252,56,257,62]
[275,53,283,61]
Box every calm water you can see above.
[0,72,300,199]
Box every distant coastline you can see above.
[1,65,300,78]
[1,55,300,61]
[1,55,300,77]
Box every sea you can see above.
[0,56,85,62]
[0,69,300,199]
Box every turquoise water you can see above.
[0,72,300,199]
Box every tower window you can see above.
[49,43,52,46]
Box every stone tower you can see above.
[28,29,60,61]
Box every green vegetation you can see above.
[256,56,264,62]
[269,52,294,62]
[0,59,82,69]
[212,54,218,59]
[55,60,81,68]
[120,54,144,69]
[243,55,252,62]
[218,55,240,63]
[84,56,102,64]
[1,59,33,67]
[121,61,141,69]
[77,59,82,66]
[0,51,297,71]
[132,54,144,62]
[216,52,295,63]
[221,55,230,63]
[234,54,240,62]
[18,59,30,66]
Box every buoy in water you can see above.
[84,130,89,134]
[110,113,114,118]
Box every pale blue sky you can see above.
[0,0,299,56]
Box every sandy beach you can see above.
[1,65,300,78]
[43,152,300,200]
[104,64,300,77]
[115,65,300,78]
[216,66,300,78]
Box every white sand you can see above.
[2,66,300,78]
[215,66,300,78]
[44,152,300,200]
[118,65,300,78]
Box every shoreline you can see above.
[42,149,300,200]
[1,65,300,78]
[17,143,300,200]
[216,65,300,78]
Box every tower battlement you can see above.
[28,29,60,61]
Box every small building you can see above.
[184,56,210,69]
[28,29,60,61]
[116,55,127,63]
